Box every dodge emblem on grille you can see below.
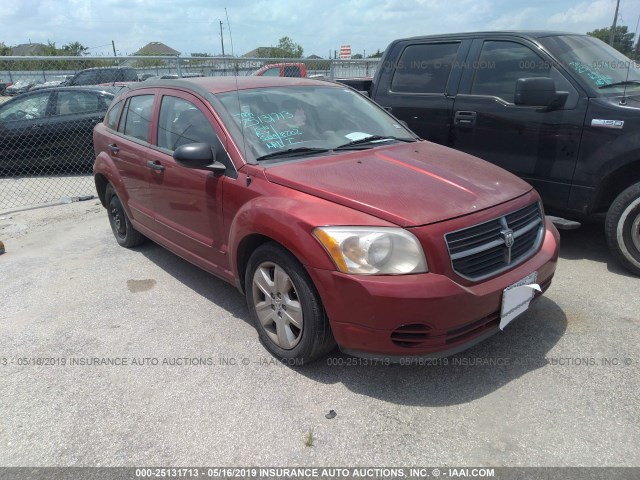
[501,228,515,263]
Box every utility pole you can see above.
[609,0,621,46]
[112,40,117,56]
[219,21,225,57]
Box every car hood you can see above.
[264,141,532,227]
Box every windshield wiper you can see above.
[335,135,417,149]
[255,147,330,161]
[599,80,640,89]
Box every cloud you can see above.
[488,7,538,30]
[548,0,614,26]
[1,0,638,58]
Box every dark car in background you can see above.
[63,66,138,87]
[0,85,120,175]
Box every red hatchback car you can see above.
[93,77,560,363]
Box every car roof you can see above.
[77,66,135,71]
[395,30,584,42]
[127,76,333,96]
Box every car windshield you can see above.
[215,86,416,162]
[540,34,640,91]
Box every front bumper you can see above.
[307,222,559,358]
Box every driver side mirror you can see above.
[514,77,568,109]
[173,143,227,173]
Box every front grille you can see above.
[445,202,544,280]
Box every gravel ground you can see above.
[0,201,638,467]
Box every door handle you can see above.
[107,143,119,154]
[146,160,165,172]
[454,111,477,127]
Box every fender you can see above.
[589,146,640,213]
[227,184,399,280]
[93,125,136,220]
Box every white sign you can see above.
[499,272,540,330]
[340,44,351,59]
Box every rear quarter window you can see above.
[105,100,123,129]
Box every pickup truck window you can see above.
[539,34,640,91]
[283,66,302,77]
[471,41,552,103]
[262,67,281,77]
[390,43,460,94]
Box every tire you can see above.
[605,182,640,276]
[245,242,335,364]
[104,184,146,248]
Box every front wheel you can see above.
[605,182,640,276]
[245,243,335,364]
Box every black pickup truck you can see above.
[339,31,640,275]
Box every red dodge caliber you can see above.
[93,77,560,363]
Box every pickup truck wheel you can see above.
[105,184,146,248]
[605,182,640,275]
[245,243,335,364]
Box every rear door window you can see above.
[390,43,461,93]
[118,94,154,141]
[72,70,98,85]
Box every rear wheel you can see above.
[605,182,640,276]
[245,243,335,364]
[105,184,145,248]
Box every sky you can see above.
[1,0,640,58]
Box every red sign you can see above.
[340,44,351,59]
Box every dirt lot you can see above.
[0,201,638,466]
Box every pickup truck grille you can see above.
[445,202,544,281]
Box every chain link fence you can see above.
[0,55,378,213]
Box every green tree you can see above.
[44,41,60,56]
[0,42,11,55]
[276,36,303,58]
[587,25,635,56]
[368,49,383,58]
[62,41,89,56]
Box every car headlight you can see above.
[313,226,428,275]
